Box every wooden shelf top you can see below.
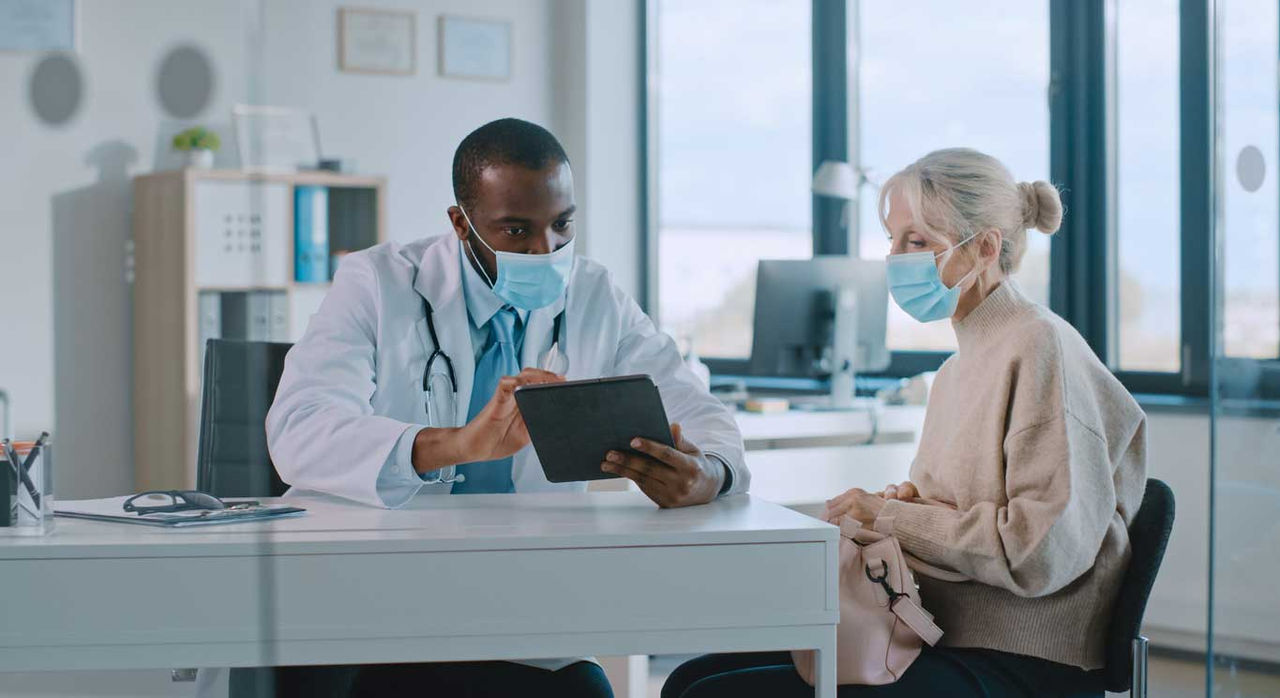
[195,285,292,293]
[135,168,385,188]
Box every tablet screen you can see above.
[514,375,673,483]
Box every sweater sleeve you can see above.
[875,411,1117,597]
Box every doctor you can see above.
[266,118,749,695]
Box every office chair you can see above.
[1089,478,1176,698]
[197,339,293,498]
[197,339,358,698]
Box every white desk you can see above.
[0,492,840,697]
[735,405,923,450]
[735,406,925,513]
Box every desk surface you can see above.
[0,493,840,696]
[734,404,923,450]
[4,492,833,559]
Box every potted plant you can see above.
[172,127,220,169]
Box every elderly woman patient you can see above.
[663,148,1147,698]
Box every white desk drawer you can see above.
[0,543,829,651]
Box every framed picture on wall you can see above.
[0,0,76,52]
[338,7,416,76]
[438,15,511,81]
[232,105,322,173]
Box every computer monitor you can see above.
[748,257,890,388]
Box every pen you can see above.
[3,438,20,477]
[539,341,568,374]
[21,431,49,473]
[3,438,42,510]
[20,432,49,509]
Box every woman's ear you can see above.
[978,228,1003,266]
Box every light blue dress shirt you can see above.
[375,241,526,506]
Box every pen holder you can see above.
[2,439,54,535]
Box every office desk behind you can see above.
[736,404,923,450]
[0,492,841,697]
[735,405,924,513]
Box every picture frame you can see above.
[231,105,323,173]
[0,0,77,53]
[438,15,511,82]
[338,7,416,76]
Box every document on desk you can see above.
[55,496,306,528]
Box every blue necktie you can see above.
[452,307,521,494]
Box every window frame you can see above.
[1049,0,1212,397]
[642,0,1275,399]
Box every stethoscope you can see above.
[418,292,567,485]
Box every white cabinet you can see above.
[193,180,290,288]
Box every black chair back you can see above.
[1097,478,1176,693]
[198,339,359,698]
[197,339,293,497]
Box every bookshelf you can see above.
[132,169,386,490]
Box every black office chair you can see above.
[1088,478,1176,698]
[197,339,293,498]
[197,339,359,698]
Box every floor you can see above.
[0,652,1274,696]
[646,653,1280,698]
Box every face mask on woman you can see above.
[886,232,983,323]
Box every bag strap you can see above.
[836,515,969,582]
[891,596,944,646]
[838,517,865,539]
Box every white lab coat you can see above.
[266,234,750,507]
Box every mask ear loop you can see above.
[935,230,986,291]
[457,203,499,288]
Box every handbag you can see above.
[791,516,966,687]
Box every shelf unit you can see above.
[132,169,386,490]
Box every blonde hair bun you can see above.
[1018,180,1063,234]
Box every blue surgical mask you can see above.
[458,204,575,310]
[886,233,981,323]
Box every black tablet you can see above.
[514,375,674,483]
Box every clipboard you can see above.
[55,496,306,528]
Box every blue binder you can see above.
[295,186,329,282]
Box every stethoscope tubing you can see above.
[419,295,565,414]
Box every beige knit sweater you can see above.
[873,280,1147,670]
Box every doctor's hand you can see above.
[459,368,564,462]
[601,423,724,509]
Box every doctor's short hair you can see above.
[452,118,571,210]
[878,148,1064,274]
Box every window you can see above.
[652,0,812,359]
[1219,0,1279,360]
[1114,0,1182,372]
[644,0,1276,397]
[857,0,1051,354]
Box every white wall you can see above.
[0,0,571,500]
[1143,414,1212,641]
[551,0,643,299]
[579,0,643,298]
[258,0,558,247]
[1125,412,1280,663]
[0,0,253,499]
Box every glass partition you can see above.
[1209,1,1280,696]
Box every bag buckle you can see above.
[865,560,909,605]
